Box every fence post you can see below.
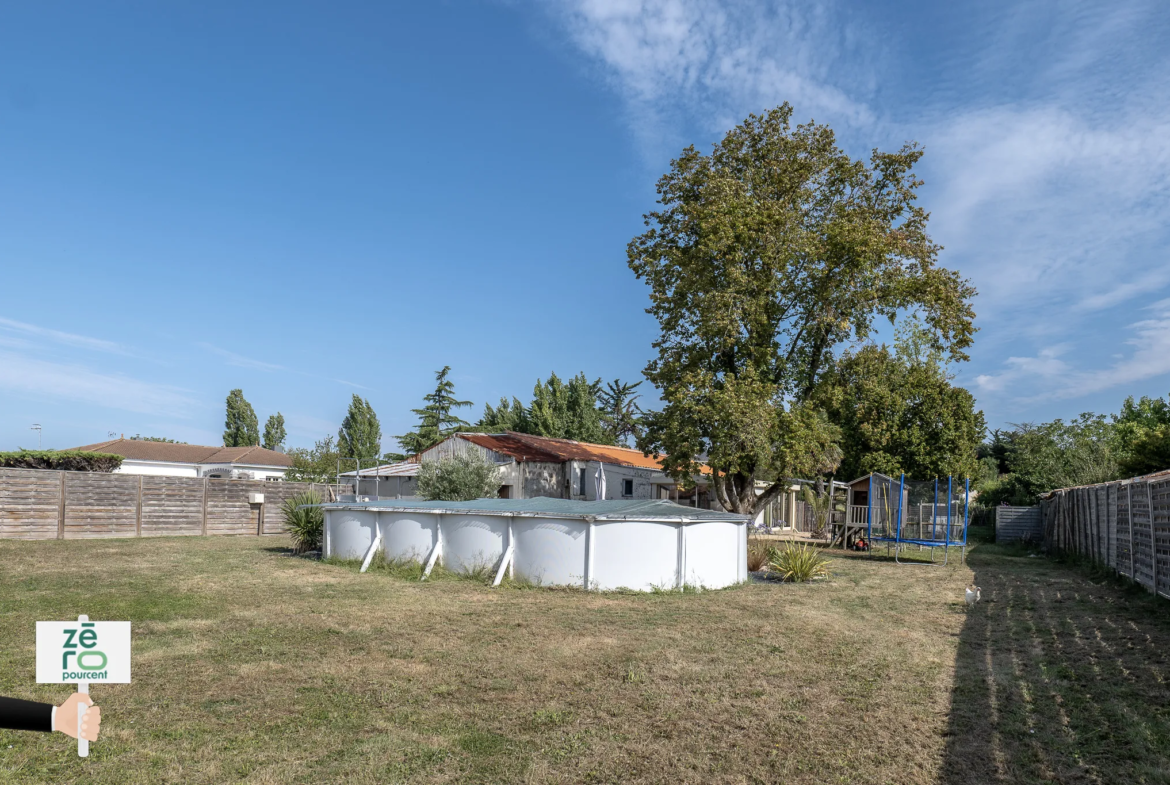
[135,476,143,537]
[201,478,209,536]
[57,471,66,540]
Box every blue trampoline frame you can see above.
[866,474,970,565]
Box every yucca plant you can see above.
[767,542,831,583]
[282,490,324,554]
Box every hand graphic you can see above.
[54,693,100,742]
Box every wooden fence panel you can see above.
[140,476,205,537]
[0,468,62,539]
[1131,484,1154,589]
[996,505,1042,543]
[64,472,139,539]
[260,483,298,534]
[1117,485,1133,578]
[205,479,263,535]
[1153,478,1170,599]
[0,468,353,542]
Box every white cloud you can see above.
[197,343,284,372]
[973,301,1170,401]
[0,316,129,355]
[0,352,198,416]
[921,102,1170,326]
[549,0,872,151]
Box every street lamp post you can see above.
[30,424,42,450]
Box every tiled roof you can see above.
[69,438,293,467]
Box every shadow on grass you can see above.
[939,543,1170,784]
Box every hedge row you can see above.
[0,450,124,473]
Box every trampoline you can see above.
[865,473,970,564]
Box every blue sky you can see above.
[2,0,1169,452]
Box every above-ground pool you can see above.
[320,498,749,592]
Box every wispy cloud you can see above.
[973,300,1170,401]
[0,316,129,355]
[547,0,872,152]
[330,378,372,390]
[197,343,284,372]
[196,343,372,389]
[0,351,198,416]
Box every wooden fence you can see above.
[995,505,1042,543]
[0,468,351,540]
[1041,474,1169,600]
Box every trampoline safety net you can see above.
[866,474,970,548]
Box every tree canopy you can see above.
[263,413,286,452]
[525,373,608,444]
[598,379,644,447]
[472,373,630,446]
[979,415,1118,505]
[628,104,976,515]
[338,395,382,461]
[1113,392,1170,477]
[813,321,984,481]
[397,367,472,456]
[286,435,341,483]
[223,389,259,447]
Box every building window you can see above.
[622,478,634,497]
[579,467,588,496]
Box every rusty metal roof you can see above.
[455,432,680,471]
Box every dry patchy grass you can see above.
[0,534,1167,784]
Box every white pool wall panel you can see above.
[682,521,745,589]
[591,520,679,591]
[511,517,587,587]
[440,513,508,574]
[326,510,377,560]
[381,512,439,562]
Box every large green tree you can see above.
[628,104,976,515]
[525,372,609,444]
[285,435,340,483]
[397,366,472,455]
[813,322,984,481]
[598,379,644,447]
[223,389,259,447]
[980,415,1118,505]
[338,395,381,461]
[1113,392,1170,477]
[263,413,286,452]
[478,397,527,433]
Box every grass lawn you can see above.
[1,532,1167,784]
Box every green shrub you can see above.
[416,453,500,501]
[282,490,324,553]
[766,543,831,582]
[0,450,123,472]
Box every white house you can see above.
[71,438,292,480]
